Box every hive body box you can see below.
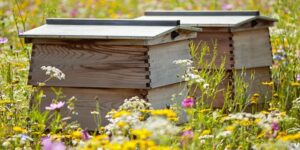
[137,10,276,107]
[20,19,197,128]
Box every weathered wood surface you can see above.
[40,87,143,129]
[147,82,188,123]
[29,43,150,89]
[233,28,272,69]
[235,67,272,100]
[194,32,233,69]
[148,40,191,88]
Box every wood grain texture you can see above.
[147,82,188,123]
[194,32,233,69]
[148,40,191,88]
[233,28,272,69]
[235,67,272,101]
[40,87,143,129]
[29,43,150,89]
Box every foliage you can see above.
[0,0,299,149]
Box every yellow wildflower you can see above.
[112,110,131,119]
[131,129,152,140]
[291,82,300,86]
[117,121,127,128]
[200,130,211,136]
[261,81,274,86]
[225,125,235,131]
[13,126,26,133]
[250,93,260,104]
[279,132,300,141]
[72,131,82,139]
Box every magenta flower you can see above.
[45,101,65,111]
[41,136,66,150]
[70,9,78,18]
[296,74,300,81]
[0,37,8,44]
[222,4,233,10]
[272,122,280,131]
[182,97,195,108]
[182,130,194,139]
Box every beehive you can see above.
[20,19,197,128]
[137,10,276,107]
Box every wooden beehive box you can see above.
[20,19,198,128]
[137,10,277,107]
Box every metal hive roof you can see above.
[136,10,277,27]
[20,19,198,39]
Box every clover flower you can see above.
[182,97,195,108]
[41,136,66,150]
[0,37,8,44]
[41,66,65,80]
[45,101,65,111]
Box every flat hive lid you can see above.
[136,10,276,27]
[20,19,197,39]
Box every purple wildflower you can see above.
[296,74,300,81]
[222,4,233,10]
[45,101,65,111]
[0,37,8,44]
[272,122,280,131]
[273,55,283,60]
[182,130,194,139]
[41,136,66,150]
[182,97,194,108]
[82,130,91,141]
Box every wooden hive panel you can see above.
[29,41,150,89]
[40,87,144,129]
[235,67,272,101]
[194,32,233,69]
[148,40,191,88]
[233,28,272,69]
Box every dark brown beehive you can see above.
[20,19,198,128]
[137,10,277,107]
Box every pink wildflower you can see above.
[182,97,195,108]
[41,136,66,150]
[296,74,300,81]
[222,4,233,10]
[45,101,65,111]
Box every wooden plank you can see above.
[191,73,231,108]
[233,28,272,69]
[147,82,188,123]
[29,43,150,89]
[194,32,233,69]
[148,40,191,88]
[146,29,197,45]
[235,67,272,101]
[39,87,143,129]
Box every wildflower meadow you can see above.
[0,0,299,149]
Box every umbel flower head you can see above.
[41,66,65,80]
[45,101,65,111]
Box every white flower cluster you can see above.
[133,116,180,139]
[41,66,65,80]
[105,112,141,135]
[118,96,152,111]
[173,59,193,66]
[224,111,288,130]
[292,97,300,109]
